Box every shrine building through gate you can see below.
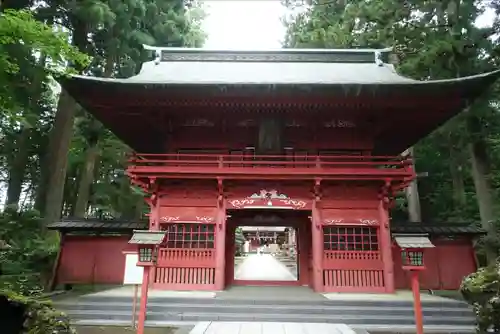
[58,46,500,293]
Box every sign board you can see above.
[123,253,144,285]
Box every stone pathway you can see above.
[234,254,297,281]
[189,322,357,334]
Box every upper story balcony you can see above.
[126,153,415,183]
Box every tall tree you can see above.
[284,0,500,261]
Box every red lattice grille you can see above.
[162,224,215,249]
[154,267,215,285]
[323,226,378,251]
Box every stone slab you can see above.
[83,286,217,298]
[189,322,357,334]
[323,291,460,303]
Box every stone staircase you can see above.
[55,294,476,332]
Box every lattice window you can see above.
[162,224,215,249]
[323,227,378,251]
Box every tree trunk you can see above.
[135,197,145,220]
[467,113,497,263]
[72,54,113,217]
[5,129,31,207]
[7,53,47,209]
[448,143,466,207]
[404,147,422,222]
[73,143,99,217]
[42,90,77,226]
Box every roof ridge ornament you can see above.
[142,44,395,64]
[375,50,383,67]
[154,49,161,65]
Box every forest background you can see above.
[1,0,500,294]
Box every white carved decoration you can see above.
[183,118,215,127]
[325,219,344,224]
[196,216,214,223]
[230,189,308,209]
[160,216,180,222]
[279,199,307,209]
[160,216,215,223]
[249,189,289,200]
[358,219,378,225]
[323,218,379,225]
[324,119,356,128]
[229,199,256,209]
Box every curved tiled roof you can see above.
[65,46,499,86]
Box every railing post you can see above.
[218,155,223,168]
[315,156,321,169]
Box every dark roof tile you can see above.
[390,221,484,235]
[47,218,148,232]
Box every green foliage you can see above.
[1,289,76,334]
[0,0,206,221]
[235,227,246,246]
[461,260,500,332]
[0,9,90,115]
[0,207,57,295]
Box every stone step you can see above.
[55,296,475,329]
[60,309,474,326]
[57,301,474,318]
[70,296,470,309]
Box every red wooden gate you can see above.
[154,223,217,290]
[322,226,385,292]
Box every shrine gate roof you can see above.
[59,46,500,154]
[64,46,499,86]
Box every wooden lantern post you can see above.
[128,230,166,334]
[393,233,435,334]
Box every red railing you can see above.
[127,153,414,180]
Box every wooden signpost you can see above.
[123,252,144,328]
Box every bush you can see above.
[0,207,58,295]
[460,259,500,333]
[0,289,76,334]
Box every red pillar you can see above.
[214,197,226,290]
[297,225,309,286]
[136,266,151,334]
[149,197,160,231]
[378,199,395,293]
[411,271,424,334]
[311,200,323,292]
[148,201,159,286]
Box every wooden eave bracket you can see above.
[314,178,322,201]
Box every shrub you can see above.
[460,259,500,333]
[0,289,76,334]
[0,207,58,294]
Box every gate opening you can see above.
[224,209,312,288]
